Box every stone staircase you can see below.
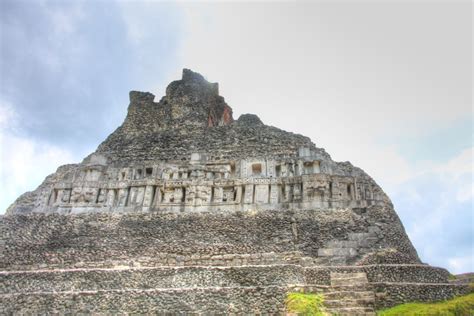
[323,272,376,316]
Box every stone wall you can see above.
[0,207,420,271]
[2,286,288,315]
[373,283,470,309]
[7,148,387,216]
[303,265,451,285]
[1,264,454,295]
[0,266,304,294]
[1,209,467,313]
[1,264,467,313]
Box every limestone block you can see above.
[85,169,101,182]
[298,147,311,157]
[96,189,107,204]
[213,187,223,203]
[270,184,279,204]
[293,183,302,201]
[136,187,145,205]
[129,187,138,205]
[142,186,155,207]
[234,186,243,203]
[282,184,292,202]
[266,160,276,177]
[326,240,358,248]
[87,153,108,166]
[106,190,117,206]
[244,184,254,204]
[318,248,358,257]
[59,189,71,204]
[117,188,128,206]
[255,185,269,204]
[173,187,183,203]
[296,160,303,176]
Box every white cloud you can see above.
[448,255,474,275]
[387,147,473,274]
[175,2,470,141]
[0,105,75,213]
[0,100,17,131]
[40,1,85,36]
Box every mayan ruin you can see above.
[1,69,470,314]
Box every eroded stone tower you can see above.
[1,69,468,314]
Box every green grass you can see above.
[377,293,474,316]
[286,292,326,316]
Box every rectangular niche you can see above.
[135,169,143,180]
[145,167,153,177]
[275,165,281,177]
[252,163,262,175]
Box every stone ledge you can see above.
[372,282,470,309]
[0,286,288,314]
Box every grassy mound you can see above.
[286,292,326,316]
[378,293,474,316]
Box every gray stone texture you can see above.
[1,69,465,314]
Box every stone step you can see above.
[331,277,369,287]
[324,298,375,308]
[293,284,373,293]
[325,307,376,316]
[331,272,368,280]
[324,290,374,300]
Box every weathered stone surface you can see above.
[1,69,461,314]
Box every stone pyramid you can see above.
[1,69,468,314]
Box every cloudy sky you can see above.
[0,1,472,274]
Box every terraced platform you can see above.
[4,69,467,314]
[1,261,468,314]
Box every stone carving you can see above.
[60,189,71,203]
[195,186,211,205]
[70,187,97,204]
[304,180,328,202]
[2,68,399,255]
[222,187,234,202]
[96,189,107,204]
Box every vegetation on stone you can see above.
[377,293,474,316]
[286,292,326,316]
